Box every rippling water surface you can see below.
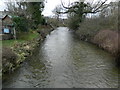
[3,27,119,88]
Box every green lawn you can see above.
[17,31,39,41]
[1,32,39,47]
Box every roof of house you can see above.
[2,15,12,20]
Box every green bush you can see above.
[13,16,28,32]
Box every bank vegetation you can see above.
[2,0,55,74]
[75,1,119,63]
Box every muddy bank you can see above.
[2,26,54,74]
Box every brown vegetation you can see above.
[75,1,119,57]
[92,30,119,56]
[75,13,118,41]
[74,3,119,65]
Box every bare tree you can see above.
[5,0,28,17]
[59,0,109,14]
[52,5,63,21]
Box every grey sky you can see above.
[42,0,79,17]
[0,0,116,17]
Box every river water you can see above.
[3,27,119,88]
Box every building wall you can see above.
[0,15,14,40]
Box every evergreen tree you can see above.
[28,2,44,29]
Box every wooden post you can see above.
[13,27,16,40]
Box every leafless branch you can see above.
[94,4,110,13]
[61,0,71,9]
[92,0,108,13]
[59,0,109,14]
[91,0,102,10]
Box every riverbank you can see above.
[74,29,119,66]
[2,25,54,75]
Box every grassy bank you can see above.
[2,26,54,75]
[2,31,40,74]
[2,31,39,47]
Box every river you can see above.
[3,27,119,88]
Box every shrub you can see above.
[67,15,80,30]
[93,30,119,55]
[12,16,28,32]
[2,47,17,73]
[76,14,118,41]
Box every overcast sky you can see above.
[0,0,116,17]
[43,0,79,17]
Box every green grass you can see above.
[17,32,39,41]
[1,31,39,47]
